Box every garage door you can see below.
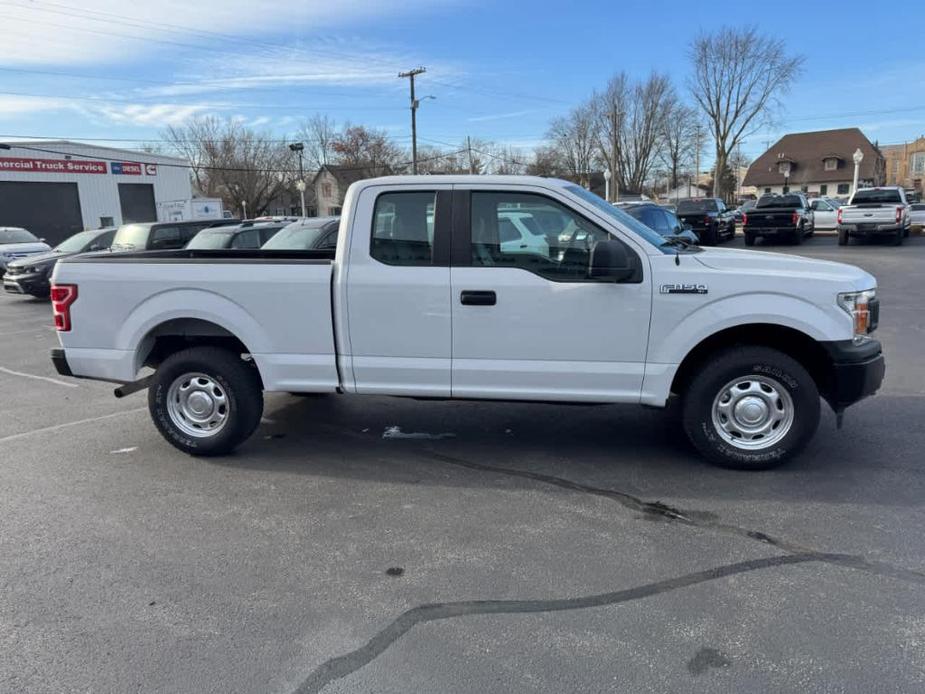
[0,181,83,247]
[118,183,156,224]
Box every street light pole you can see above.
[241,200,247,220]
[289,142,306,217]
[399,67,426,174]
[604,169,611,202]
[852,147,864,197]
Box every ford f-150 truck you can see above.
[837,186,911,246]
[49,176,885,470]
[743,193,815,246]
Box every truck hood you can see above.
[0,242,52,258]
[6,250,67,268]
[693,247,875,291]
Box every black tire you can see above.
[893,229,904,246]
[148,346,263,456]
[702,225,718,245]
[744,233,756,246]
[681,346,820,470]
[837,229,848,246]
[792,227,804,245]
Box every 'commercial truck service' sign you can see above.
[0,157,107,174]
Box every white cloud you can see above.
[83,102,214,127]
[0,0,456,66]
[467,110,539,123]
[0,95,72,118]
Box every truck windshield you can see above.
[0,228,39,244]
[851,189,903,204]
[564,185,670,252]
[112,224,151,250]
[186,230,235,249]
[756,195,802,209]
[677,199,718,213]
[54,230,98,253]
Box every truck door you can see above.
[344,184,453,396]
[449,187,651,402]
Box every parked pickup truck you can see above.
[674,198,736,245]
[837,186,911,246]
[743,193,814,246]
[49,176,885,470]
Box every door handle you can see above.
[460,290,496,306]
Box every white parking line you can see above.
[0,407,146,445]
[0,366,78,388]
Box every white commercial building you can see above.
[0,140,195,245]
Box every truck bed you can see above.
[52,249,340,392]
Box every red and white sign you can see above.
[144,163,157,176]
[0,157,107,174]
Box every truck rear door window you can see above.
[851,189,903,204]
[371,191,435,265]
[677,199,718,214]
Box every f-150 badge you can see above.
[660,283,708,295]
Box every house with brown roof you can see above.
[313,164,388,216]
[743,128,884,198]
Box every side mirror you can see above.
[39,238,46,243]
[589,239,634,282]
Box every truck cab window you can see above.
[469,192,612,281]
[371,191,435,265]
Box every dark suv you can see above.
[110,220,218,252]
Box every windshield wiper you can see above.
[661,236,693,248]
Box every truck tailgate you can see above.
[52,255,338,391]
[746,209,795,229]
[840,205,897,224]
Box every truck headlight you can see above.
[837,289,876,337]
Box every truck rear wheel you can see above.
[148,346,263,456]
[893,229,904,246]
[837,229,848,246]
[744,233,756,246]
[681,346,820,470]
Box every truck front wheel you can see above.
[681,346,820,470]
[148,346,263,456]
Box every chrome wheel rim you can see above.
[166,372,229,438]
[711,374,794,450]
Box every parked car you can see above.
[51,175,884,470]
[497,211,550,256]
[3,227,115,298]
[110,220,218,252]
[743,193,814,245]
[186,223,284,250]
[734,199,757,222]
[808,197,839,230]
[674,198,736,245]
[622,202,699,244]
[837,187,912,246]
[261,217,340,251]
[909,203,925,227]
[0,227,52,274]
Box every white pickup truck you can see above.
[49,176,885,470]
[837,186,912,246]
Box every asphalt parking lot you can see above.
[2,235,925,694]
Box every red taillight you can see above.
[742,213,748,225]
[791,210,799,226]
[50,284,78,332]
[704,216,712,226]
[896,206,903,223]
[837,208,843,225]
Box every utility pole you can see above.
[289,142,306,217]
[399,67,426,174]
[467,135,475,174]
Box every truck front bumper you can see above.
[3,269,50,296]
[822,339,885,409]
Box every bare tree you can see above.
[591,73,629,199]
[330,123,405,176]
[547,104,596,187]
[297,113,337,171]
[689,26,803,197]
[163,116,291,217]
[661,102,700,191]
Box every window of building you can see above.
[778,161,791,176]
[329,206,342,216]
[764,187,771,194]
[837,183,850,195]
[322,182,333,198]
[892,159,901,174]
[469,192,615,281]
[782,185,790,193]
[370,191,435,266]
[824,158,838,171]
[800,185,809,193]
[820,184,828,195]
[912,152,925,175]
[100,216,114,227]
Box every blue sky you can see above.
[0,0,923,163]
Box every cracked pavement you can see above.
[2,236,925,693]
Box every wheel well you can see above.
[670,324,833,398]
[138,318,262,386]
